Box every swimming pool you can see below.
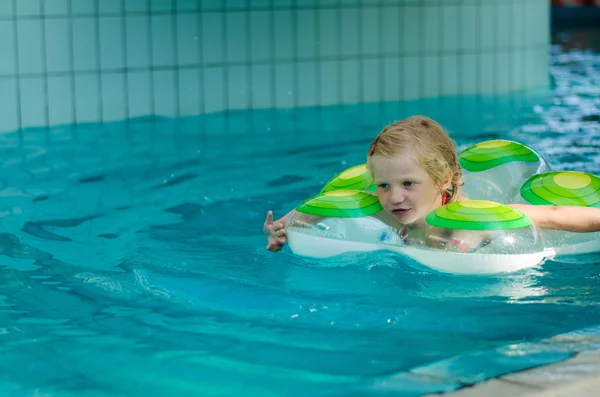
[1,42,600,397]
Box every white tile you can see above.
[319,0,342,5]
[153,70,176,116]
[200,0,223,11]
[402,6,420,54]
[72,18,98,71]
[17,20,44,74]
[526,1,547,46]
[177,0,198,11]
[441,5,459,52]
[101,73,126,121]
[47,76,74,125]
[99,17,124,70]
[479,52,495,94]
[383,58,401,101]
[126,16,150,68]
[423,55,440,98]
[202,13,224,64]
[125,0,148,13]
[16,0,41,16]
[273,10,293,60]
[249,11,271,63]
[362,59,380,103]
[270,0,292,7]
[226,0,247,9]
[72,0,95,14]
[127,71,152,118]
[296,0,317,7]
[151,15,175,67]
[0,21,15,75]
[274,62,294,108]
[250,64,273,109]
[297,61,317,107]
[297,9,317,60]
[151,0,172,12]
[479,3,496,51]
[525,48,548,88]
[340,59,359,104]
[495,51,511,93]
[340,8,359,57]
[459,4,477,52]
[495,4,510,49]
[361,7,379,56]
[511,3,524,49]
[524,2,536,45]
[74,75,100,122]
[422,6,440,53]
[99,0,122,14]
[45,0,69,16]
[441,54,459,96]
[0,79,19,132]
[176,14,200,66]
[0,1,13,17]
[227,65,250,110]
[20,77,46,128]
[250,0,271,8]
[539,1,550,47]
[45,18,71,73]
[380,6,401,55]
[402,56,420,100]
[459,53,477,94]
[178,68,201,116]
[203,67,226,113]
[510,50,524,91]
[319,60,339,106]
[226,12,249,63]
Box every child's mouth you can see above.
[392,209,410,215]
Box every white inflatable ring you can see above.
[286,140,600,275]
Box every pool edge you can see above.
[422,348,600,397]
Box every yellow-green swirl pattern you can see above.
[520,171,600,207]
[459,140,540,172]
[426,200,532,231]
[321,164,376,193]
[296,190,382,218]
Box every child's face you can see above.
[370,152,446,227]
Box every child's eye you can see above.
[403,181,415,187]
[377,183,389,189]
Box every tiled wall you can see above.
[0,0,550,133]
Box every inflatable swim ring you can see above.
[286,139,600,275]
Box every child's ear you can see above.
[441,170,453,191]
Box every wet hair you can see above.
[366,115,463,202]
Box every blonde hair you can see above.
[366,115,463,202]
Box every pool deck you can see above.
[423,348,600,397]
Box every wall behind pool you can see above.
[0,0,550,134]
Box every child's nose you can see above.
[390,188,405,204]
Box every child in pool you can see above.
[264,115,600,252]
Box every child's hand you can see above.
[264,211,287,252]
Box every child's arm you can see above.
[263,210,293,251]
[509,204,600,233]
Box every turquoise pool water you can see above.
[1,44,600,396]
